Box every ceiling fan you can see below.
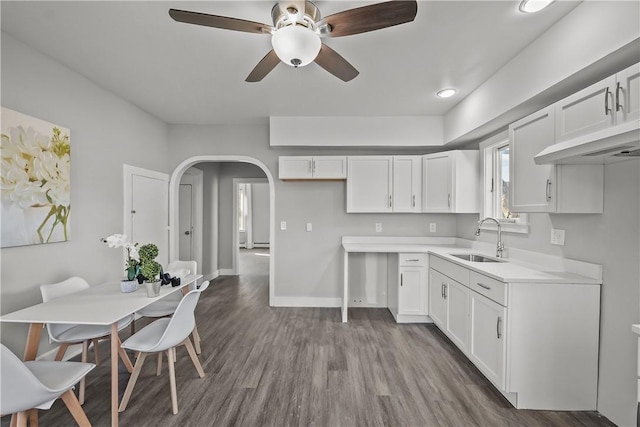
[168,1,418,82]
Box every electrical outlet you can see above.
[280,221,287,230]
[551,228,565,245]
[375,223,382,233]
[306,222,312,232]
[429,223,437,233]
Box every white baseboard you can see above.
[271,296,341,307]
[253,243,270,248]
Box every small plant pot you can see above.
[120,280,138,293]
[145,281,161,298]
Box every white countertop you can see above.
[342,237,601,285]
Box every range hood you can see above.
[534,120,640,165]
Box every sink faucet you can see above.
[475,217,505,258]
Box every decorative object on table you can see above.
[138,243,162,297]
[160,272,181,287]
[1,107,71,248]
[102,234,140,293]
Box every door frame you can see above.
[233,178,269,274]
[179,168,204,273]
[169,156,276,306]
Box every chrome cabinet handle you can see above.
[308,161,312,173]
[312,160,316,174]
[400,273,403,287]
[447,194,451,208]
[477,282,491,290]
[497,316,502,339]
[441,283,445,298]
[443,283,448,299]
[545,179,552,201]
[389,194,392,208]
[605,87,613,116]
[406,259,420,262]
[412,194,416,208]
[616,82,623,112]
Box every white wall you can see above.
[199,163,220,278]
[0,33,170,356]
[457,159,640,427]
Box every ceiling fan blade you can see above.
[320,1,418,38]
[246,50,281,82]
[314,44,359,82]
[169,9,273,35]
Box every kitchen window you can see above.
[480,133,529,234]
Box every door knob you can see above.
[184,231,190,235]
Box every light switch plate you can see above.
[280,221,287,230]
[429,223,437,233]
[551,228,565,245]
[306,222,312,232]
[375,223,382,233]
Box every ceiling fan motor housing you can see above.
[270,1,322,67]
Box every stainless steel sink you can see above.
[452,254,502,263]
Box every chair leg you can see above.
[92,339,100,365]
[55,343,70,361]
[183,337,205,378]
[79,340,89,405]
[192,324,202,354]
[119,352,147,412]
[157,352,163,376]
[10,413,18,427]
[116,337,134,373]
[167,349,178,415]
[15,412,27,427]
[28,409,38,427]
[60,389,92,427]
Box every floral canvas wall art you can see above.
[1,107,71,247]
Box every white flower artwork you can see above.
[1,107,71,247]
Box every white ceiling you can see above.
[1,1,581,125]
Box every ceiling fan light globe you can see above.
[271,25,321,67]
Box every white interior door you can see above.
[179,183,193,260]
[127,166,169,268]
[251,183,270,246]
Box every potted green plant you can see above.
[137,243,162,297]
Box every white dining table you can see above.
[0,274,202,427]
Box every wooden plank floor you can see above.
[5,250,615,426]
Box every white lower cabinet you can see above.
[428,254,601,411]
[469,291,507,390]
[388,253,429,323]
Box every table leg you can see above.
[110,323,119,427]
[23,323,43,361]
[343,250,349,323]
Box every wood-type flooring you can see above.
[8,250,616,426]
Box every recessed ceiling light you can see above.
[519,0,555,13]
[437,88,457,98]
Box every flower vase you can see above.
[145,281,161,298]
[120,280,138,293]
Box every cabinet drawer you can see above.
[469,271,507,306]
[399,253,426,267]
[430,255,469,285]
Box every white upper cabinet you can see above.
[423,150,479,213]
[616,63,640,124]
[347,156,393,212]
[279,156,346,180]
[347,156,422,213]
[510,106,604,214]
[393,156,422,213]
[556,63,640,142]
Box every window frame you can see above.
[479,132,529,234]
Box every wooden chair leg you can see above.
[156,352,163,376]
[79,341,89,405]
[167,349,178,415]
[15,411,27,427]
[119,353,147,412]
[92,339,100,365]
[192,324,202,354]
[28,409,38,427]
[183,337,205,378]
[116,337,134,373]
[10,413,18,427]
[60,389,92,427]
[55,343,70,361]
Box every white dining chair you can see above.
[134,260,204,353]
[40,276,134,404]
[0,344,95,427]
[119,281,209,415]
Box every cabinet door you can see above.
[398,268,422,315]
[555,75,616,142]
[279,156,313,179]
[347,157,393,212]
[393,156,422,213]
[509,106,556,213]
[469,291,507,390]
[616,63,640,124]
[428,269,447,328]
[446,280,470,353]
[423,153,452,212]
[313,156,347,179]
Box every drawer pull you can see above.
[405,259,420,262]
[476,282,491,290]
[443,283,448,299]
[400,274,403,287]
[441,283,445,299]
[497,316,502,339]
